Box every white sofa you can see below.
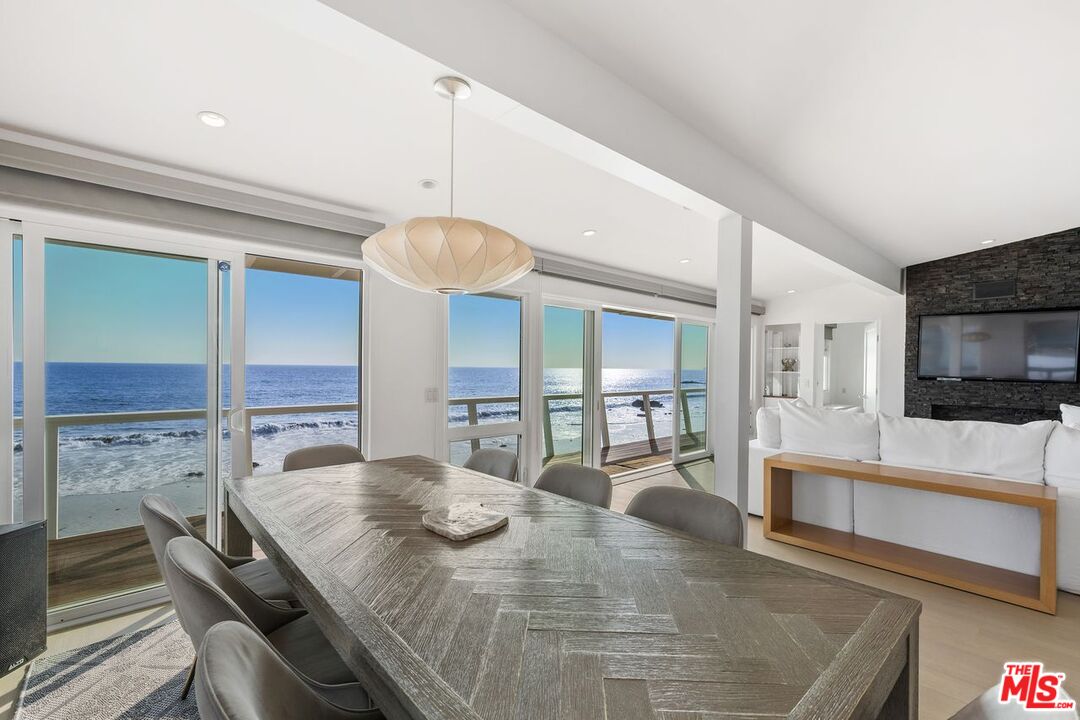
[748,401,1080,594]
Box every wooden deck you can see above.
[47,516,205,609]
[545,434,708,476]
[602,435,674,473]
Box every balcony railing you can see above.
[14,390,705,539]
[448,387,706,461]
[14,402,358,539]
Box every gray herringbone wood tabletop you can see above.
[225,456,920,720]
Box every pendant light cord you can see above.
[449,92,456,217]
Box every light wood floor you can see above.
[3,460,1076,720]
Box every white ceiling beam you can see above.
[313,0,902,293]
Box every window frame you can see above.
[2,202,367,628]
[441,288,534,473]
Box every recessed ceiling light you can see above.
[418,179,439,190]
[582,229,597,237]
[787,289,797,294]
[981,239,996,245]
[197,111,228,128]
[678,258,691,264]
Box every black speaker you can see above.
[0,521,46,677]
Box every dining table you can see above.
[223,455,920,720]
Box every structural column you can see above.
[0,222,15,524]
[21,224,47,529]
[713,214,752,540]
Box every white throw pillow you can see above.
[755,407,781,449]
[1061,403,1080,429]
[878,414,1054,485]
[779,402,879,461]
[1045,422,1080,490]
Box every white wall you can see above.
[825,323,868,406]
[364,271,444,460]
[761,283,906,416]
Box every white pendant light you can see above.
[362,77,534,295]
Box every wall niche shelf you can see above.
[764,323,801,401]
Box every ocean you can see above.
[13,363,705,529]
[12,363,360,514]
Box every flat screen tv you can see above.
[917,309,1080,382]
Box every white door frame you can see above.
[673,318,713,465]
[535,299,598,476]
[1,202,367,626]
[442,286,534,480]
[0,220,17,525]
[862,320,881,413]
[229,252,366,480]
[533,294,716,483]
[15,219,243,538]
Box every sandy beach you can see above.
[57,479,208,537]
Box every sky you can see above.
[449,295,707,370]
[601,311,675,370]
[244,268,359,365]
[17,240,705,370]
[448,294,521,368]
[543,305,584,368]
[16,241,360,365]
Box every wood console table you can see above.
[763,453,1057,614]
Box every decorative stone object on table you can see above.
[421,502,508,541]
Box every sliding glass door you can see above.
[541,305,592,467]
[599,308,676,475]
[2,226,19,527]
[10,216,366,616]
[240,256,362,476]
[447,293,524,474]
[675,321,710,461]
[23,231,230,609]
[533,300,711,482]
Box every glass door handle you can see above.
[228,408,246,433]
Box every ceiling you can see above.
[0,0,858,300]
[503,0,1080,266]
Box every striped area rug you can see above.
[15,621,198,720]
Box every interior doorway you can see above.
[820,321,879,412]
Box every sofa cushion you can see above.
[878,414,1054,485]
[1062,403,1080,429]
[1057,488,1080,594]
[1046,422,1080,490]
[755,407,781,449]
[779,402,879,461]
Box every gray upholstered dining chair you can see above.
[949,685,1077,719]
[139,494,296,605]
[163,536,361,700]
[624,485,743,547]
[533,464,612,509]
[282,444,366,472]
[195,621,382,720]
[462,448,519,482]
